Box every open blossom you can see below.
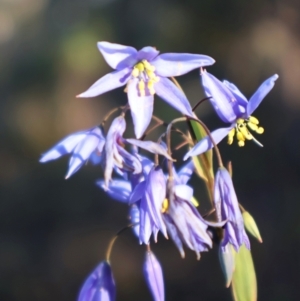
[40,126,105,179]
[214,167,250,252]
[78,41,215,138]
[184,72,278,159]
[78,261,116,301]
[162,162,223,259]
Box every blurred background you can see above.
[0,0,300,300]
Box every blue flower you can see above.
[214,168,250,251]
[130,165,168,244]
[78,41,215,138]
[184,72,278,159]
[162,162,224,259]
[78,261,115,301]
[144,251,165,301]
[40,126,105,178]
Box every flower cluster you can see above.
[40,41,278,301]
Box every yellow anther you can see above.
[238,140,245,147]
[249,116,259,125]
[256,127,264,134]
[146,69,155,79]
[237,118,244,124]
[135,62,145,72]
[228,128,235,138]
[131,67,139,77]
[162,198,169,213]
[247,122,258,131]
[191,196,199,207]
[147,80,156,95]
[239,126,252,140]
[228,137,234,145]
[236,131,245,142]
[138,79,145,97]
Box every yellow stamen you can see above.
[135,62,145,72]
[138,79,145,97]
[256,127,264,134]
[191,196,199,207]
[162,198,169,213]
[227,128,235,145]
[239,125,252,140]
[249,116,259,124]
[247,122,258,131]
[238,140,245,147]
[131,67,139,77]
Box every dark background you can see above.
[1,0,300,300]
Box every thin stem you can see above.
[192,97,211,112]
[171,77,184,92]
[166,117,188,180]
[187,116,224,168]
[106,224,133,262]
[174,140,189,151]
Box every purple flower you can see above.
[130,166,168,244]
[78,41,215,138]
[40,126,105,178]
[184,72,278,159]
[214,167,250,251]
[102,116,142,188]
[162,162,224,259]
[78,261,115,301]
[144,251,165,301]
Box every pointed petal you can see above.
[183,126,234,160]
[247,74,279,116]
[39,131,87,162]
[219,244,235,287]
[127,139,173,161]
[155,77,193,117]
[144,251,165,301]
[130,181,146,204]
[164,215,185,258]
[177,160,194,184]
[202,71,239,123]
[174,184,193,202]
[97,41,137,70]
[96,179,131,203]
[78,261,115,301]
[223,80,248,112]
[152,53,215,77]
[66,128,102,178]
[136,46,160,61]
[128,78,154,138]
[77,68,130,98]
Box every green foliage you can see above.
[231,245,257,301]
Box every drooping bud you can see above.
[143,251,165,301]
[219,244,235,288]
[78,261,116,301]
[242,211,263,243]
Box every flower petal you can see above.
[143,251,165,301]
[174,184,194,202]
[183,125,234,160]
[77,68,131,98]
[202,71,239,123]
[127,139,173,161]
[128,78,154,139]
[152,53,215,77]
[130,180,146,204]
[39,131,87,162]
[246,74,279,116]
[223,80,248,112]
[136,46,160,61]
[155,77,193,117]
[66,128,102,178]
[97,41,138,70]
[78,261,115,301]
[96,179,131,203]
[177,160,194,184]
